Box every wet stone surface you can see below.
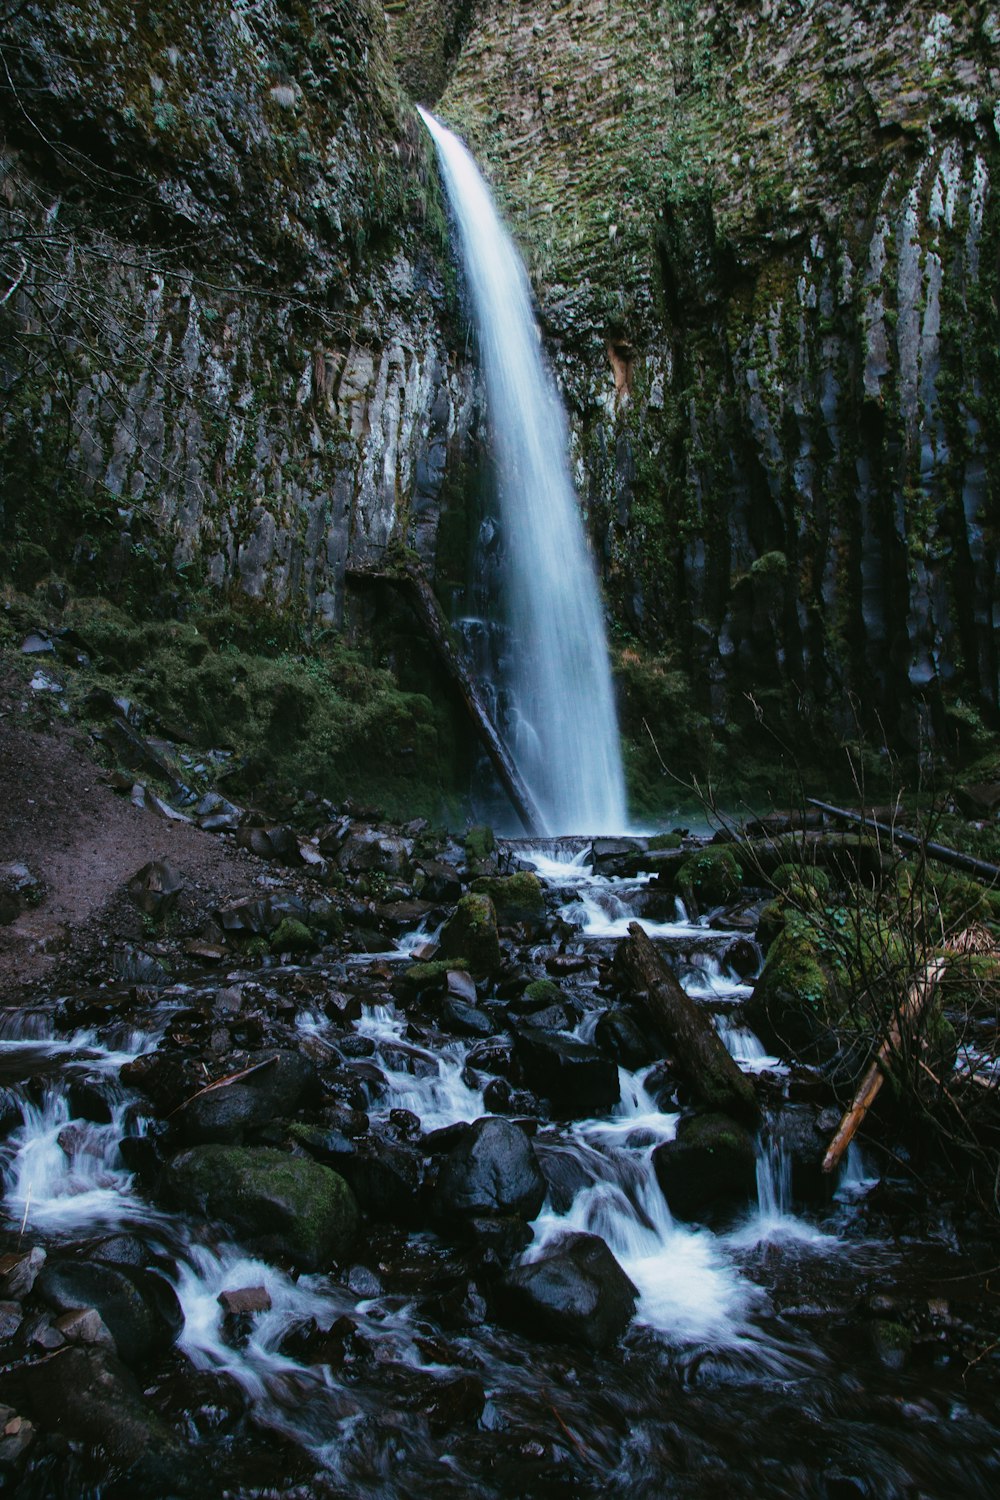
[0,833,996,1497]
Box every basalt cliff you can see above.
[2,1,999,808]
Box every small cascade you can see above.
[418,108,627,836]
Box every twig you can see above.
[167,1054,278,1117]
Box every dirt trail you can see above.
[0,672,271,997]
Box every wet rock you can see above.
[594,1007,656,1069]
[446,968,478,1004]
[218,1285,272,1316]
[0,1247,45,1298]
[466,1214,533,1262]
[37,1260,182,1365]
[434,1117,546,1221]
[0,1411,34,1464]
[126,860,185,919]
[111,947,169,985]
[16,1346,192,1489]
[511,978,564,1013]
[335,1136,426,1224]
[652,1113,757,1221]
[499,1232,638,1350]
[347,1265,383,1299]
[514,1029,620,1117]
[470,873,546,930]
[162,1145,359,1270]
[0,863,43,926]
[517,1002,574,1032]
[395,958,470,1000]
[440,997,494,1038]
[236,824,302,864]
[0,1304,22,1343]
[387,1366,485,1434]
[120,1051,204,1113]
[53,1307,116,1348]
[66,1074,114,1124]
[438,893,502,975]
[724,937,761,979]
[338,827,414,877]
[175,1050,316,1140]
[413,859,464,902]
[545,952,591,976]
[378,899,438,935]
[176,1082,275,1144]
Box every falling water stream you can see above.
[417,108,627,837]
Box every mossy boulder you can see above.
[438,893,502,975]
[522,978,564,1009]
[772,863,831,900]
[464,826,496,871]
[395,958,469,998]
[747,906,958,1084]
[744,908,847,1066]
[674,846,743,910]
[652,1113,757,1222]
[268,917,316,955]
[161,1146,359,1270]
[471,872,546,929]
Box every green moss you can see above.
[523,979,563,1008]
[674,846,743,907]
[438,892,501,974]
[269,917,316,954]
[773,863,831,899]
[464,827,495,863]
[51,594,463,821]
[470,871,545,927]
[396,957,468,996]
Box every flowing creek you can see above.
[0,846,997,1496]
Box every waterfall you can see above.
[418,108,628,836]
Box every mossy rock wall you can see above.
[0,0,481,630]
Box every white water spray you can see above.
[418,108,627,835]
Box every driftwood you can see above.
[348,561,544,837]
[613,922,760,1124]
[821,957,948,1173]
[807,799,1000,885]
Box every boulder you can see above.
[499,1232,638,1350]
[440,998,494,1038]
[337,826,413,877]
[162,1145,358,1270]
[236,824,301,864]
[438,894,502,975]
[594,1007,656,1069]
[434,1117,546,1221]
[0,863,43,926]
[36,1260,182,1366]
[126,861,185,919]
[334,1136,426,1224]
[15,1346,192,1490]
[652,1113,757,1221]
[470,873,546,929]
[174,1050,317,1144]
[514,1029,620,1117]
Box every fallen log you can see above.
[807,799,1000,885]
[347,561,545,838]
[821,957,948,1173]
[613,922,760,1124]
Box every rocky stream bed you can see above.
[0,783,999,1498]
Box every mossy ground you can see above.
[0,583,469,824]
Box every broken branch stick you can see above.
[821,957,948,1173]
